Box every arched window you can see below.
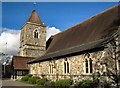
[85,59,88,73]
[64,59,70,74]
[64,62,66,73]
[34,30,38,38]
[49,65,53,74]
[49,61,54,74]
[89,58,92,73]
[85,58,93,74]
[67,62,69,73]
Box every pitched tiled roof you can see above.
[28,3,120,64]
[12,56,34,70]
[27,10,43,24]
[46,4,120,54]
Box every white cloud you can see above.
[0,28,20,55]
[0,27,61,55]
[46,27,61,40]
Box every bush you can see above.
[25,74,33,77]
[44,81,55,86]
[75,80,94,88]
[28,76,40,84]
[44,81,55,88]
[55,79,73,88]
[36,78,48,85]
[33,76,40,79]
[21,76,29,82]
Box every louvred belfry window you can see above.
[34,30,38,38]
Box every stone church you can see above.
[13,3,120,85]
[12,9,46,79]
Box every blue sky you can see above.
[1,2,119,55]
[2,2,118,31]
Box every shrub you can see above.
[21,76,29,82]
[55,79,73,88]
[75,80,94,88]
[25,74,33,77]
[33,76,40,79]
[28,76,40,84]
[44,81,55,88]
[36,78,48,85]
[44,81,55,86]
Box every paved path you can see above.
[2,79,34,87]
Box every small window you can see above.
[49,65,53,74]
[17,71,22,76]
[22,71,28,76]
[64,62,66,73]
[85,59,88,73]
[49,61,54,74]
[64,59,70,74]
[34,30,38,38]
[90,58,92,73]
[67,62,69,73]
[85,58,93,74]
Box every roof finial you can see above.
[33,2,37,10]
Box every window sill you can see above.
[83,73,93,75]
[63,73,71,75]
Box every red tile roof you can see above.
[12,56,34,70]
[27,10,43,24]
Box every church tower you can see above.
[19,10,46,57]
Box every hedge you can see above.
[21,76,29,82]
[28,76,40,84]
[75,80,94,88]
[36,78,48,85]
[55,79,73,88]
[25,74,33,77]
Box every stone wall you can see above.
[19,22,46,57]
[29,40,119,84]
[29,50,105,81]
